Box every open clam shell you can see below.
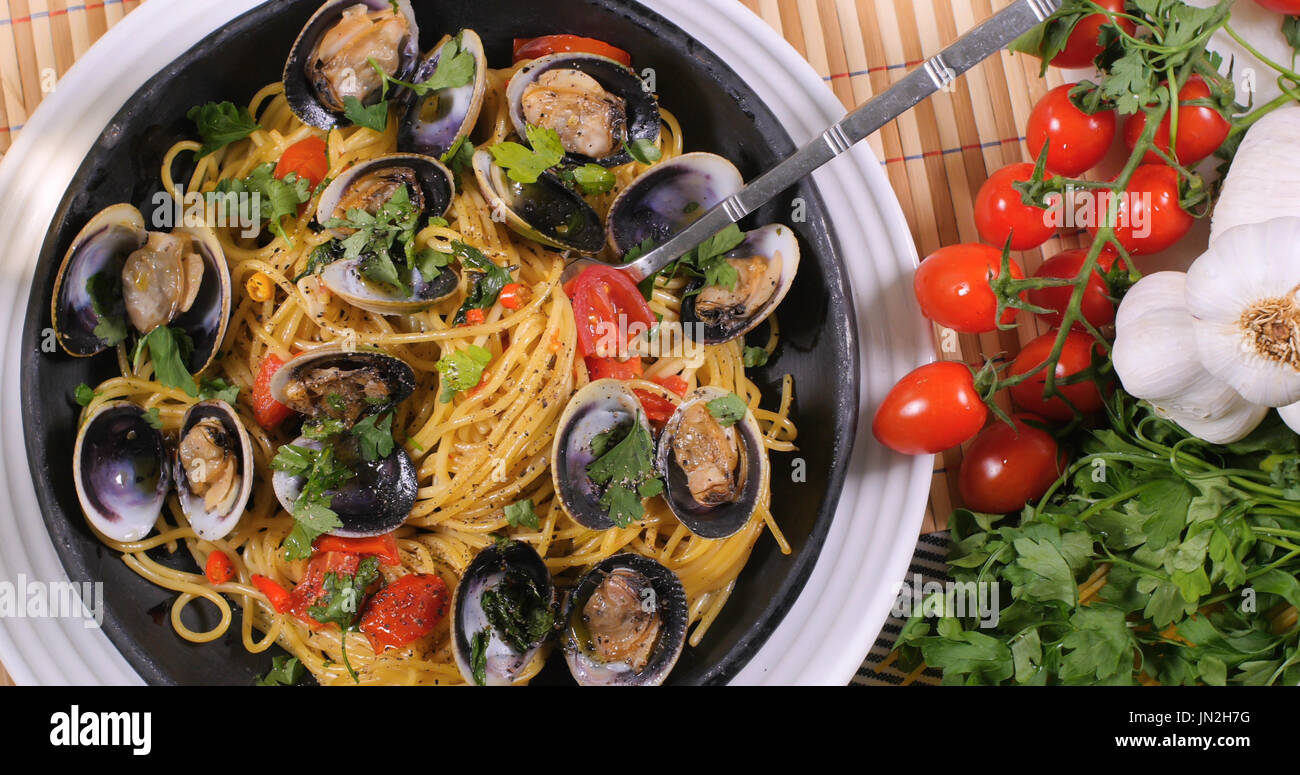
[561,553,688,686]
[451,540,557,686]
[680,223,800,345]
[605,152,743,256]
[170,224,232,375]
[655,387,767,539]
[283,0,420,129]
[506,52,660,168]
[51,204,146,357]
[73,401,171,542]
[550,379,652,530]
[398,30,489,158]
[271,434,416,538]
[174,400,253,542]
[471,149,604,254]
[268,344,416,424]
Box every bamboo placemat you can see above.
[0,0,1081,685]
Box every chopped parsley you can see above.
[678,223,745,293]
[342,95,390,132]
[436,345,492,403]
[351,412,395,462]
[143,407,164,430]
[322,184,432,296]
[132,325,197,397]
[440,135,476,177]
[470,629,489,686]
[624,138,662,165]
[742,346,770,368]
[489,125,565,184]
[74,383,97,407]
[706,392,748,427]
[558,163,617,196]
[255,655,306,686]
[480,564,555,654]
[270,442,353,560]
[585,413,664,528]
[198,377,240,405]
[187,101,262,158]
[452,241,512,325]
[307,556,382,685]
[85,271,128,347]
[354,35,476,134]
[212,162,313,244]
[504,499,540,529]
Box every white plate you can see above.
[0,0,931,685]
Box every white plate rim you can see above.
[0,0,932,686]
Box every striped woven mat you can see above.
[0,0,1075,685]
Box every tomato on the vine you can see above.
[974,163,1058,251]
[1088,164,1194,255]
[873,361,988,455]
[958,416,1067,514]
[914,243,1024,333]
[1049,0,1137,69]
[1026,84,1117,176]
[1123,75,1231,165]
[1027,246,1123,330]
[1008,330,1105,421]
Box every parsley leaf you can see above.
[74,383,97,407]
[255,655,306,686]
[85,271,128,347]
[585,413,663,528]
[559,163,617,196]
[351,412,395,462]
[133,325,197,397]
[143,407,164,430]
[706,393,748,427]
[308,556,381,630]
[480,564,555,654]
[270,442,352,560]
[624,138,662,164]
[672,223,746,294]
[470,629,489,686]
[451,241,512,325]
[343,96,390,132]
[504,499,540,529]
[212,163,312,244]
[187,101,261,158]
[198,377,240,405]
[441,135,476,176]
[489,125,565,184]
[435,345,492,403]
[742,346,770,368]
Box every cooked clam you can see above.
[551,379,653,530]
[506,52,660,167]
[268,345,416,425]
[51,204,146,357]
[451,540,557,686]
[398,30,489,158]
[271,434,417,537]
[471,149,604,254]
[175,400,253,542]
[680,224,799,345]
[284,0,420,129]
[605,152,744,256]
[656,387,767,539]
[73,401,171,542]
[562,553,688,686]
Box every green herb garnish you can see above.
[187,101,261,158]
[504,499,540,529]
[742,346,770,368]
[255,655,306,686]
[74,383,97,407]
[198,377,240,405]
[624,138,662,165]
[270,442,353,560]
[212,162,312,244]
[351,412,395,461]
[133,325,197,397]
[489,125,565,184]
[585,413,664,528]
[451,241,512,325]
[480,565,555,654]
[706,393,748,427]
[85,271,128,347]
[435,345,492,403]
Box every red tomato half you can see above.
[958,416,1067,514]
[1252,0,1300,14]
[289,551,361,626]
[1049,0,1136,69]
[1123,76,1231,166]
[914,243,1024,334]
[585,355,643,381]
[252,353,293,429]
[275,137,329,188]
[513,35,633,66]
[361,574,450,652]
[1008,331,1105,421]
[1026,83,1116,176]
[1027,247,1122,330]
[565,265,657,359]
[872,361,988,455]
[313,533,402,566]
[1087,164,1193,255]
[974,163,1058,252]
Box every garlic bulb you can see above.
[1185,217,1300,407]
[1114,271,1267,444]
[1209,105,1300,244]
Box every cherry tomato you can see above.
[252,353,293,429]
[1123,76,1230,165]
[565,265,657,359]
[1008,330,1105,421]
[958,416,1067,514]
[585,355,643,381]
[1027,246,1123,330]
[313,533,402,566]
[513,35,633,66]
[1088,164,1193,255]
[1252,0,1300,14]
[634,389,677,424]
[274,137,329,188]
[914,243,1025,334]
[1026,83,1117,176]
[251,574,293,614]
[872,361,988,455]
[205,550,235,585]
[974,163,1058,251]
[1049,0,1136,69]
[360,574,450,652]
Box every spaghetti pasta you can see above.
[75,70,798,685]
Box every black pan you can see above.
[19,0,859,685]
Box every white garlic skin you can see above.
[1210,105,1300,245]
